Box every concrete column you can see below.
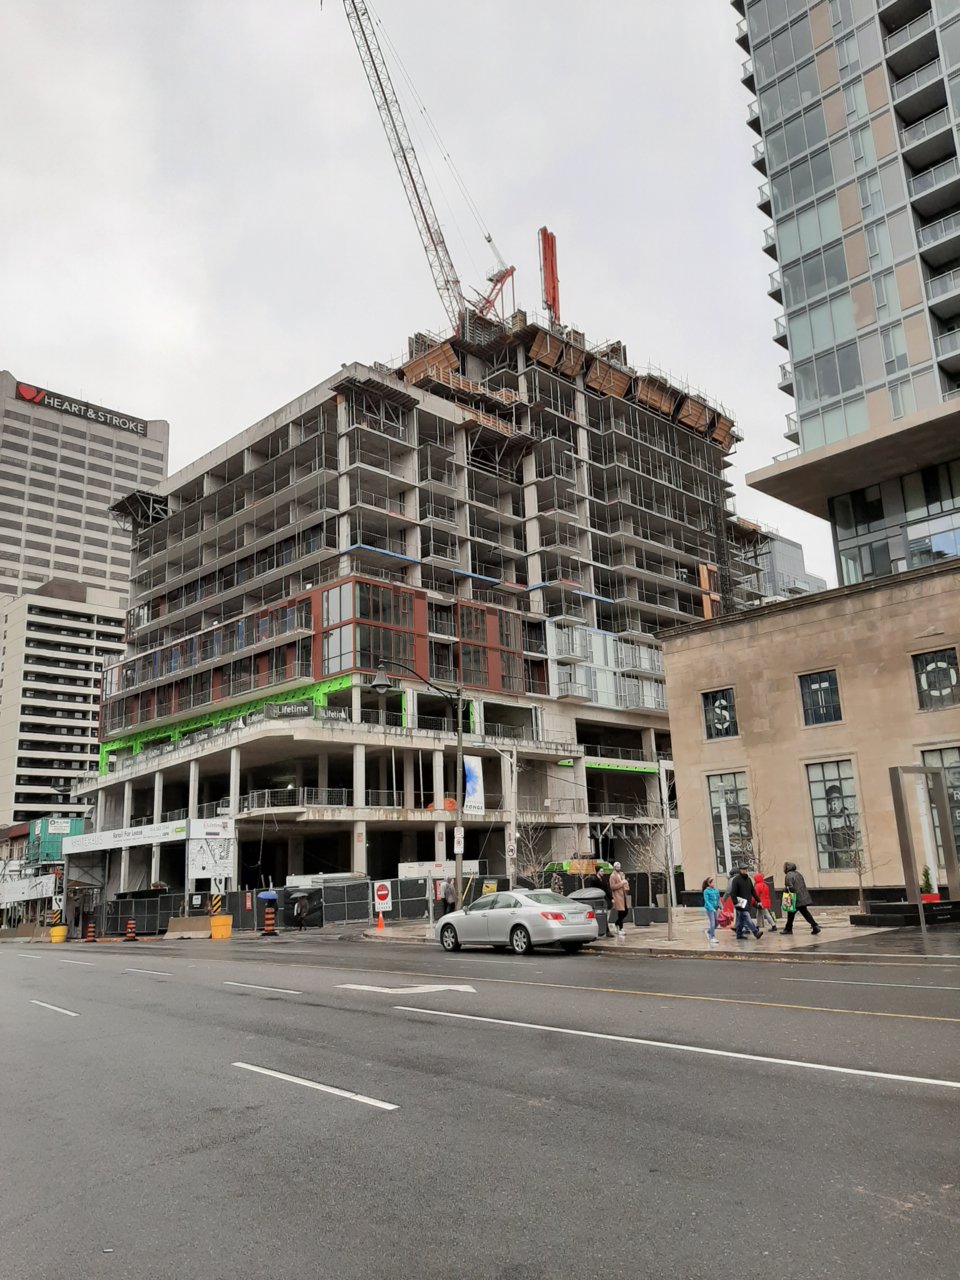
[294,760,304,792]
[352,820,367,875]
[229,747,241,815]
[351,683,362,723]
[153,770,164,823]
[122,781,133,827]
[353,743,366,807]
[288,836,304,877]
[120,847,131,892]
[403,751,415,809]
[188,760,199,819]
[150,845,161,885]
[434,821,447,866]
[432,749,445,809]
[95,789,106,831]
[317,752,329,794]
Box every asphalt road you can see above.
[2,937,958,1280]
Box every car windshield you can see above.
[523,890,575,907]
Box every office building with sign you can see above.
[74,313,765,890]
[0,369,169,600]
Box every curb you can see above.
[359,930,956,966]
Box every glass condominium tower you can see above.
[737,0,960,585]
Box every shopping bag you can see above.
[781,891,797,913]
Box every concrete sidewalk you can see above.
[361,907,940,963]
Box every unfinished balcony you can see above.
[934,326,960,374]
[926,265,960,320]
[900,106,954,171]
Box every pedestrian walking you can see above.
[781,861,821,935]
[702,876,722,946]
[609,862,630,940]
[441,877,457,917]
[293,895,308,931]
[728,864,763,940]
[752,872,778,933]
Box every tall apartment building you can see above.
[0,581,125,824]
[737,0,960,582]
[76,312,761,890]
[756,528,828,596]
[0,370,169,600]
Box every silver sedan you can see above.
[436,888,599,955]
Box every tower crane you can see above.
[343,0,515,330]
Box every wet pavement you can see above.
[791,922,960,959]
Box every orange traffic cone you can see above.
[376,911,385,931]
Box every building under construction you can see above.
[74,308,763,890]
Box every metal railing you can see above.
[900,105,950,149]
[741,56,753,81]
[582,744,648,762]
[917,208,960,247]
[588,801,654,818]
[364,789,402,808]
[935,329,960,357]
[779,360,793,384]
[237,787,352,812]
[753,139,764,165]
[892,57,942,101]
[926,265,960,299]
[884,8,935,55]
[908,154,960,198]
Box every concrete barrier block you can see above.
[164,916,212,940]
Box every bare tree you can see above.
[618,823,678,942]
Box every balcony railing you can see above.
[935,329,960,358]
[918,208,960,247]
[900,105,950,149]
[753,139,765,167]
[582,744,648,762]
[892,57,942,101]
[927,265,960,299]
[908,154,960,198]
[884,8,935,55]
[779,360,793,384]
[587,801,655,819]
[238,787,352,812]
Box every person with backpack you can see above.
[753,872,777,933]
[782,862,821,935]
[702,876,722,946]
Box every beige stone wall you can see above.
[661,567,960,894]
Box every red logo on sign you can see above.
[16,383,46,404]
[375,883,389,902]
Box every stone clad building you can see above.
[660,562,960,896]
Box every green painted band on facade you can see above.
[584,760,659,774]
[97,675,355,775]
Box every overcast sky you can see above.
[0,0,835,582]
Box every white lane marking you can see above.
[57,959,95,966]
[396,1007,960,1093]
[30,1000,79,1018]
[782,977,960,992]
[223,980,302,995]
[233,1062,397,1111]
[338,983,476,994]
[124,968,173,977]
[16,953,44,959]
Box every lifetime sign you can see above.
[16,380,148,436]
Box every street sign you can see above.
[453,825,465,855]
[506,842,516,859]
[453,825,464,841]
[373,880,393,912]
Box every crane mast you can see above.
[343,0,467,329]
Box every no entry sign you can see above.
[373,880,393,912]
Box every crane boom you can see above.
[343,0,467,329]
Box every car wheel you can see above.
[561,942,583,954]
[440,924,461,952]
[510,925,533,955]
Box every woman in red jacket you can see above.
[752,872,778,933]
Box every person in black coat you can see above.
[728,865,763,940]
[782,862,821,935]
